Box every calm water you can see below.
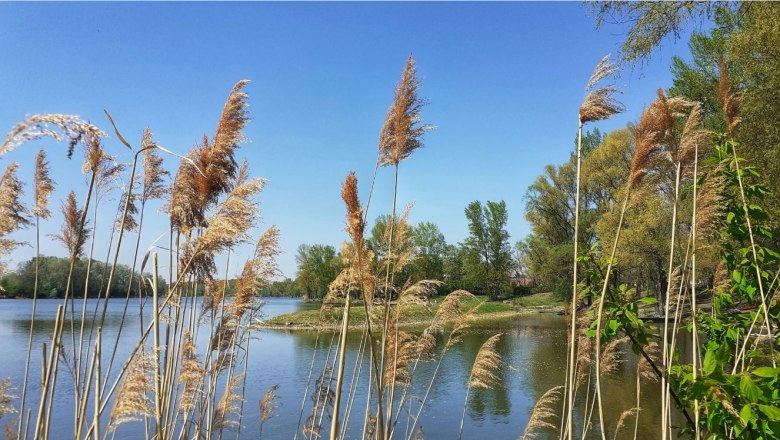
[0,298,669,439]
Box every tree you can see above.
[461,200,512,299]
[409,221,447,282]
[294,244,342,300]
[666,3,780,244]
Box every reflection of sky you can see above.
[1,298,670,439]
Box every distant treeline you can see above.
[0,256,166,298]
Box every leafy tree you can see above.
[294,244,342,300]
[409,221,447,282]
[461,200,512,299]
[0,255,163,298]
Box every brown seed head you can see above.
[579,54,624,124]
[378,57,433,166]
[468,333,503,390]
[520,385,564,440]
[33,149,55,219]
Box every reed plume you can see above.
[468,333,503,389]
[0,378,14,420]
[0,114,105,158]
[612,408,640,440]
[601,336,629,376]
[519,385,564,440]
[412,425,425,440]
[50,191,90,263]
[213,374,244,430]
[638,342,660,382]
[196,161,265,256]
[141,128,168,203]
[33,149,55,219]
[169,80,250,233]
[108,352,154,431]
[378,57,433,167]
[717,58,740,135]
[579,55,624,124]
[0,163,30,265]
[678,104,709,175]
[459,334,503,438]
[258,384,279,439]
[178,331,206,414]
[259,384,279,426]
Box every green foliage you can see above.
[668,137,780,439]
[462,200,512,300]
[0,255,164,298]
[294,244,342,300]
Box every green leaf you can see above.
[703,348,717,376]
[740,375,763,402]
[758,404,780,421]
[752,367,780,378]
[740,404,753,424]
[639,297,657,305]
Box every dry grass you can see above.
[108,353,154,431]
[519,385,563,440]
[579,54,624,124]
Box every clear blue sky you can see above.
[0,2,699,279]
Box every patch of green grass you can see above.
[510,292,561,308]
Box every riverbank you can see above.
[258,292,563,330]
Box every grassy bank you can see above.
[260,292,563,329]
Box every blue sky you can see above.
[0,2,700,279]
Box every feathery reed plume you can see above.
[259,384,279,427]
[612,408,641,440]
[429,289,476,333]
[0,114,105,158]
[579,55,624,123]
[468,334,503,390]
[378,57,433,167]
[342,171,365,247]
[0,378,15,420]
[141,129,168,203]
[115,187,141,233]
[629,91,675,188]
[178,332,205,414]
[210,80,250,193]
[678,104,709,173]
[383,327,433,388]
[232,226,281,319]
[33,149,55,219]
[50,191,90,262]
[519,385,564,440]
[717,58,740,135]
[213,373,244,430]
[169,81,251,231]
[382,204,415,275]
[412,425,425,440]
[601,335,629,376]
[575,313,595,386]
[196,161,265,256]
[695,171,725,240]
[0,163,30,264]
[638,342,660,382]
[108,352,154,431]
[713,260,730,295]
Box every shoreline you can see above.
[256,303,564,331]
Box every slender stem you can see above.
[660,162,681,440]
[330,294,351,439]
[18,215,41,440]
[565,121,584,440]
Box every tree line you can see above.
[0,255,166,298]
[522,3,780,305]
[292,200,524,301]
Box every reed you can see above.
[564,54,623,440]
[458,333,503,440]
